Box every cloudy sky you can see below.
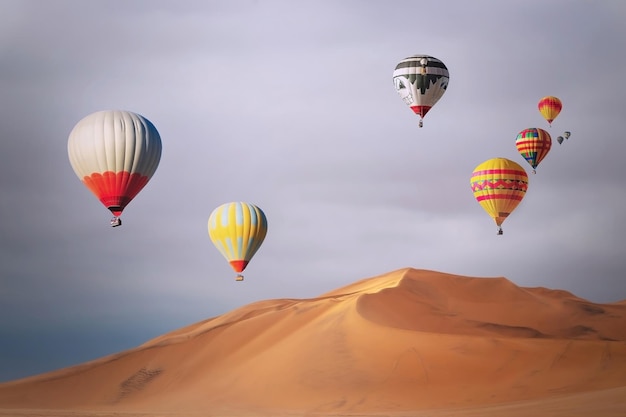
[1,0,626,382]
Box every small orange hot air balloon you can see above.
[538,96,562,126]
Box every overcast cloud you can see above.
[1,0,626,382]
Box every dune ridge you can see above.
[1,267,625,417]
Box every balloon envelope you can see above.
[470,158,529,231]
[208,202,268,276]
[538,96,562,126]
[392,55,449,126]
[67,110,162,218]
[515,127,552,171]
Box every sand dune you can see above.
[1,267,625,417]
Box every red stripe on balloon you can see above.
[229,260,249,273]
[410,105,432,117]
[475,194,524,202]
[82,171,150,216]
[472,169,527,176]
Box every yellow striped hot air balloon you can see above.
[515,127,552,173]
[538,96,562,126]
[470,158,529,235]
[208,202,268,281]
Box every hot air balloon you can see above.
[557,136,564,145]
[208,202,268,281]
[564,131,571,140]
[470,158,529,235]
[515,127,552,173]
[68,110,162,227]
[538,96,562,126]
[392,55,449,128]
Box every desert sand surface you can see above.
[1,267,625,417]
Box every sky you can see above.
[1,0,626,382]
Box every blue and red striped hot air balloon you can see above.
[515,127,552,174]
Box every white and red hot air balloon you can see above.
[392,55,449,128]
[68,110,162,227]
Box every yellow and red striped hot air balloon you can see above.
[470,158,529,235]
[538,96,562,126]
[208,202,268,281]
[68,110,162,227]
[515,127,552,173]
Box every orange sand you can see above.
[1,268,625,417]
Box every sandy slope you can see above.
[1,268,625,417]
